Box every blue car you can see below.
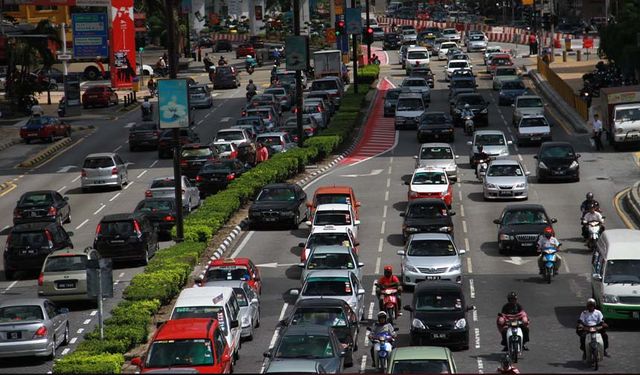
[498,79,528,106]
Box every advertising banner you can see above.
[345,7,362,35]
[72,13,109,58]
[158,79,191,129]
[110,0,137,88]
[285,36,308,71]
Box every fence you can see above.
[537,57,589,121]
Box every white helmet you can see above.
[247,55,253,59]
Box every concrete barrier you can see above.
[18,137,73,168]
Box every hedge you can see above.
[357,64,380,84]
[53,85,372,374]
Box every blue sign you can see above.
[72,13,108,59]
[345,8,362,35]
[158,79,191,129]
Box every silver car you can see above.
[81,152,129,192]
[145,176,200,212]
[188,84,213,108]
[414,143,459,181]
[256,132,297,154]
[0,298,69,358]
[302,101,328,128]
[467,130,512,163]
[264,359,327,373]
[299,245,364,281]
[466,34,488,52]
[204,280,260,340]
[483,159,530,200]
[397,233,465,286]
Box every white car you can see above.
[212,140,239,159]
[406,167,453,208]
[438,42,459,60]
[145,176,201,212]
[306,203,360,238]
[402,29,418,43]
[298,225,359,262]
[484,46,503,65]
[405,46,430,74]
[483,158,530,200]
[445,60,472,81]
[441,28,461,42]
[515,115,552,145]
[299,244,364,281]
[464,30,486,45]
[414,143,459,181]
[467,34,488,52]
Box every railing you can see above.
[537,57,589,120]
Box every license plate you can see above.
[57,281,76,289]
[426,276,441,280]
[28,133,38,136]
[530,136,541,141]
[264,217,278,222]
[633,311,639,319]
[19,249,37,256]
[552,171,565,175]
[7,331,21,340]
[520,242,533,247]
[29,211,40,217]
[499,191,512,196]
[432,333,447,339]
[95,180,105,184]
[110,240,125,244]
[434,135,440,139]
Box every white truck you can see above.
[596,86,640,149]
[313,50,342,80]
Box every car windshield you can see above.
[451,80,475,88]
[407,239,456,256]
[476,134,505,146]
[386,90,401,101]
[422,114,449,124]
[257,187,296,201]
[517,98,543,108]
[403,80,427,87]
[0,306,44,322]
[407,203,447,218]
[314,211,352,226]
[403,30,416,35]
[441,43,456,49]
[19,193,53,206]
[412,171,447,185]
[311,81,338,91]
[151,179,175,188]
[83,157,114,168]
[202,161,235,171]
[470,35,484,41]
[182,148,212,157]
[496,68,517,76]
[9,232,48,247]
[136,199,174,212]
[258,136,283,146]
[541,146,575,158]
[307,233,350,248]
[392,359,451,373]
[502,81,525,90]
[265,89,285,96]
[303,105,319,114]
[189,86,207,95]
[603,260,640,284]
[302,277,351,296]
[457,95,484,105]
[146,339,214,367]
[615,108,640,122]
[443,29,456,35]
[408,51,429,59]
[171,306,223,320]
[236,118,261,126]
[415,293,463,311]
[44,255,87,272]
[308,252,355,270]
[502,210,549,225]
[276,334,334,359]
[101,221,134,235]
[397,99,423,111]
[216,131,244,141]
[449,61,468,68]
[420,147,453,159]
[205,266,251,282]
[291,308,348,327]
[25,117,54,126]
[385,34,401,41]
[520,117,548,128]
[487,165,524,177]
[316,193,351,205]
[131,122,157,131]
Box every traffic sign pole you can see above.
[350,0,358,94]
[365,0,371,64]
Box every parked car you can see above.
[3,222,74,280]
[13,190,70,226]
[248,183,307,228]
[400,198,455,242]
[0,298,69,359]
[20,116,70,144]
[94,213,159,265]
[145,176,200,212]
[180,143,220,179]
[213,39,233,52]
[82,85,118,108]
[189,84,213,108]
[128,122,161,151]
[534,141,581,182]
[388,346,458,373]
[196,159,247,196]
[483,159,530,200]
[417,113,455,143]
[515,115,552,145]
[134,198,179,236]
[398,233,465,286]
[37,247,98,303]
[80,152,129,192]
[405,167,453,207]
[493,204,557,254]
[157,128,200,159]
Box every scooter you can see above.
[506,319,524,363]
[583,325,604,370]
[381,288,399,325]
[541,246,558,284]
[141,105,153,121]
[476,157,490,180]
[583,219,603,254]
[368,330,394,370]
[463,114,475,135]
[246,64,255,75]
[246,91,257,102]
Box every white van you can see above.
[171,286,242,361]
[591,229,640,320]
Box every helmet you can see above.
[377,311,388,320]
[247,55,252,59]
[543,226,554,237]
[464,103,470,108]
[383,265,392,277]
[384,265,393,272]
[501,355,513,369]
[587,298,597,307]
[586,192,594,200]
[249,79,253,84]
[507,291,517,301]
[477,145,484,152]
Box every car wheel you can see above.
[62,324,69,346]
[48,337,56,360]
[291,213,299,229]
[65,129,71,138]
[65,212,71,224]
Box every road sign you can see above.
[285,36,308,71]
[58,54,73,60]
[346,8,362,35]
[326,28,337,43]
[72,13,108,58]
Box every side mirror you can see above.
[67,231,74,237]
[305,220,312,226]
[576,154,582,158]
[64,196,69,201]
[354,220,361,226]
[298,242,305,248]
[511,104,515,107]
[413,155,418,159]
[278,319,287,327]
[290,289,300,296]
[251,298,259,305]
[466,141,473,146]
[493,219,501,225]
[223,353,232,362]
[306,202,312,208]
[525,171,531,176]
[339,351,346,358]
[459,249,466,255]
[551,218,558,223]
[533,155,538,159]
[230,320,239,329]
[467,305,476,311]
[263,350,272,358]
[357,288,366,296]
[131,357,142,368]
[397,250,405,256]
[399,212,406,217]
[507,140,513,145]
[455,154,460,159]
[403,305,414,312]
[297,262,305,268]
[358,262,365,268]
[156,320,166,328]
[592,273,603,281]
[354,241,360,246]
[356,201,361,207]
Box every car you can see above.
[486,53,513,75]
[19,116,70,144]
[278,70,308,89]
[299,226,360,262]
[466,33,488,52]
[197,257,262,294]
[245,94,280,114]
[263,324,345,374]
[197,36,213,47]
[13,190,70,226]
[307,186,361,220]
[215,128,255,147]
[179,143,220,180]
[398,233,465,286]
[229,123,258,141]
[196,159,246,196]
[410,67,435,87]
[515,115,552,145]
[498,80,528,106]
[236,43,256,59]
[37,247,98,303]
[445,47,464,61]
[300,101,328,129]
[400,199,455,242]
[304,97,330,122]
[384,88,403,117]
[134,198,179,235]
[205,280,260,340]
[444,60,472,81]
[256,132,297,155]
[494,204,557,254]
[512,95,545,125]
[306,203,360,238]
[0,298,69,359]
[211,141,240,160]
[279,298,360,368]
[306,91,336,115]
[484,45,503,65]
[213,39,233,52]
[467,130,512,167]
[405,46,430,74]
[534,141,581,182]
[80,152,129,192]
[264,87,292,110]
[395,93,426,131]
[483,159,530,200]
[404,281,474,349]
[405,167,453,207]
[417,113,455,143]
[448,52,471,63]
[400,77,431,103]
[264,359,327,373]
[437,42,458,60]
[282,115,319,138]
[450,68,475,81]
[131,318,233,373]
[144,176,201,212]
[402,29,418,43]
[158,128,200,159]
[128,122,161,151]
[81,85,118,108]
[188,84,213,108]
[33,66,65,86]
[94,213,159,265]
[450,93,489,127]
[441,28,461,42]
[492,66,520,90]
[299,244,364,282]
[3,222,74,280]
[383,32,402,50]
[414,143,459,181]
[247,106,281,129]
[370,26,385,40]
[234,115,267,133]
[464,30,486,45]
[213,65,240,89]
[398,44,415,67]
[388,346,458,373]
[249,183,307,229]
[310,78,343,107]
[448,77,477,101]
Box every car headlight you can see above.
[538,161,549,169]
[406,227,419,232]
[449,263,462,272]
[241,315,251,327]
[439,226,453,232]
[404,264,419,273]
[454,318,467,330]
[500,149,509,156]
[602,294,618,303]
[569,161,579,169]
[616,127,624,134]
[499,233,512,241]
[412,318,426,329]
[515,183,526,188]
[486,183,497,189]
[480,108,488,114]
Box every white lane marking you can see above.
[458,190,463,201]
[469,278,476,298]
[518,154,523,161]
[360,355,367,373]
[375,257,381,274]
[473,309,478,322]
[564,258,571,273]
[462,220,467,233]
[384,191,389,201]
[119,272,125,278]
[124,122,136,128]
[389,156,394,164]
[93,204,106,215]
[61,348,70,355]
[368,302,374,320]
[75,219,89,230]
[220,117,231,122]
[475,328,481,349]
[386,178,391,188]
[382,205,387,218]
[460,204,465,217]
[124,181,134,190]
[378,238,383,253]
[2,225,9,231]
[149,160,158,168]
[380,221,386,235]
[69,337,78,344]
[71,176,81,183]
[83,319,91,325]
[388,165,392,174]
[90,310,97,316]
[1,281,18,295]
[231,231,254,258]
[477,357,484,373]
[77,328,84,334]
[114,280,120,285]
[371,280,377,296]
[137,170,148,179]
[109,192,121,202]
[204,112,211,118]
[278,303,288,320]
[464,237,470,252]
[467,257,473,273]
[113,145,122,152]
[197,119,204,125]
[57,186,66,193]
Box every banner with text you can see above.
[110,0,136,88]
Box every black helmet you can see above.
[501,355,513,369]
[477,145,484,152]
[507,291,518,301]
[586,192,594,200]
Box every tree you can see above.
[599,0,640,77]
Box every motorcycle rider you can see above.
[376,265,402,318]
[497,355,520,375]
[246,79,257,101]
[141,97,152,117]
[580,192,600,218]
[498,292,530,351]
[147,77,157,97]
[577,298,609,359]
[582,203,605,239]
[245,54,257,70]
[218,55,228,66]
[537,226,562,275]
[368,311,396,368]
[474,145,491,177]
[462,103,475,133]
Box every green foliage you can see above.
[53,353,124,374]
[123,269,185,304]
[75,339,130,355]
[599,0,640,75]
[357,64,381,84]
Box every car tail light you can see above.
[44,230,53,248]
[94,223,102,241]
[226,173,236,181]
[317,105,322,112]
[145,190,153,198]
[81,169,87,177]
[163,215,175,222]
[292,107,297,113]
[38,273,44,286]
[133,220,142,237]
[13,209,22,218]
[196,175,203,182]
[47,207,57,217]
[111,167,118,175]
[180,159,188,166]
[230,150,238,159]
[33,326,47,338]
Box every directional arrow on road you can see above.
[340,169,383,178]
[503,256,531,266]
[57,165,78,173]
[256,262,299,268]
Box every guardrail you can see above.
[536,57,589,121]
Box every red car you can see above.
[20,115,71,143]
[197,257,262,294]
[131,318,232,374]
[487,54,514,76]
[235,44,256,59]
[82,85,118,108]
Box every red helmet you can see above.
[384,265,393,272]
[543,227,554,235]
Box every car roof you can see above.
[414,167,446,174]
[155,318,218,340]
[85,152,116,158]
[601,229,640,259]
[312,245,352,254]
[280,323,333,336]
[448,59,469,64]
[309,225,352,234]
[315,186,354,194]
[420,142,452,148]
[488,158,521,166]
[305,269,355,278]
[408,232,453,241]
[294,298,350,309]
[502,203,546,212]
[391,346,451,360]
[0,298,47,308]
[398,93,423,99]
[315,203,351,211]
[407,198,448,207]
[209,257,252,267]
[414,280,463,294]
[189,84,208,89]
[474,129,505,136]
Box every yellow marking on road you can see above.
[613,188,637,230]
[0,182,17,197]
[633,152,640,168]
[34,135,89,170]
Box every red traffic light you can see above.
[367,27,373,34]
[338,20,345,27]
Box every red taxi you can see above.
[197,257,262,294]
[306,186,361,219]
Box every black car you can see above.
[401,198,455,242]
[498,80,528,106]
[196,159,247,196]
[213,66,240,89]
[197,36,213,48]
[448,77,477,100]
[248,183,307,229]
[450,93,489,127]
[213,39,233,52]
[417,112,455,143]
[493,204,557,254]
[383,88,403,117]
[534,141,581,182]
[3,222,74,280]
[383,32,402,50]
[128,122,161,151]
[134,198,178,235]
[404,281,474,350]
[94,213,159,265]
[180,143,220,180]
[157,128,200,159]
[13,190,71,226]
[410,67,435,88]
[279,298,359,367]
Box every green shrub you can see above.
[304,136,341,157]
[53,352,124,374]
[75,338,130,355]
[85,323,148,347]
[357,64,380,84]
[123,269,184,304]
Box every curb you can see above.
[0,138,21,152]
[18,137,73,168]
[623,181,640,226]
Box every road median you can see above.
[621,181,640,228]
[18,137,74,168]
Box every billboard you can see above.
[158,79,191,129]
[72,13,109,58]
[110,0,137,88]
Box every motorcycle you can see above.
[541,245,559,284]
[476,157,490,180]
[141,105,153,121]
[583,325,604,370]
[368,330,394,370]
[246,90,257,102]
[381,288,399,324]
[497,312,529,364]
[463,113,475,135]
[582,219,603,253]
[246,64,255,75]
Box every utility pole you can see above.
[293,0,304,147]
[365,0,371,65]
[549,0,554,62]
[351,0,358,94]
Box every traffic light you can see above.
[364,27,374,45]
[335,20,345,36]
